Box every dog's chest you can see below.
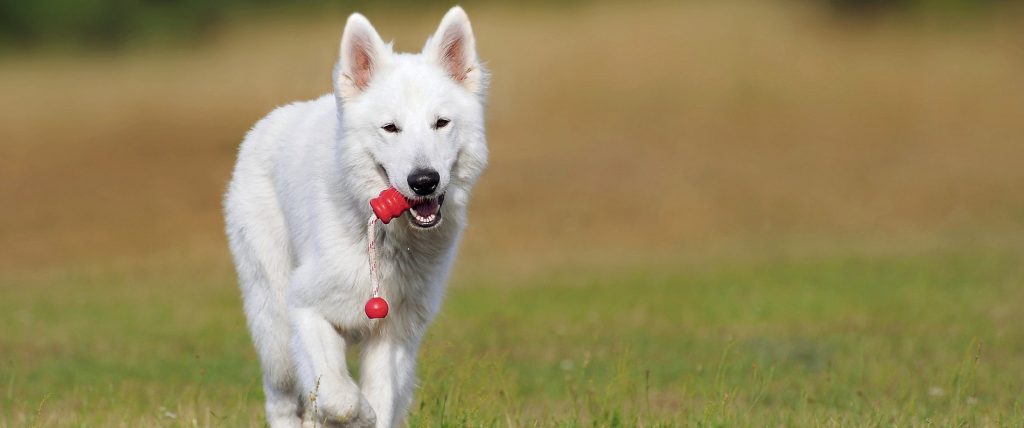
[377,225,459,302]
[376,232,453,300]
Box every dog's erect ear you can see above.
[423,6,486,95]
[336,13,390,101]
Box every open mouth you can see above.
[407,194,445,228]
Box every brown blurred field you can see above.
[2,0,1022,275]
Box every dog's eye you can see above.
[434,118,450,129]
[382,123,401,133]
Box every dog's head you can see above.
[334,7,488,229]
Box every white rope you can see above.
[367,215,381,298]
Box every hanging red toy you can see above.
[364,296,389,319]
[365,188,408,319]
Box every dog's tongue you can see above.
[412,199,440,217]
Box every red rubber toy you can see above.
[369,188,410,224]
[365,297,389,319]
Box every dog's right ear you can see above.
[336,13,390,102]
[423,7,485,96]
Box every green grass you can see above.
[2,246,1023,426]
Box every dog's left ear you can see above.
[336,13,391,102]
[424,6,486,95]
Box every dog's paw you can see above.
[311,390,377,428]
[351,395,378,428]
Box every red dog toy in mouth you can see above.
[369,188,411,224]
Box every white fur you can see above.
[223,7,487,427]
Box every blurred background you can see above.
[2,0,1023,425]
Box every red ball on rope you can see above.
[365,296,389,319]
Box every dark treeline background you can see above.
[0,0,1014,50]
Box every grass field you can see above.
[3,244,1023,426]
[1,0,1023,426]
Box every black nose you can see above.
[407,169,440,196]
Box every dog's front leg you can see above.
[290,306,376,427]
[359,334,420,428]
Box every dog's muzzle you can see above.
[407,193,444,228]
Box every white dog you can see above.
[223,7,488,427]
